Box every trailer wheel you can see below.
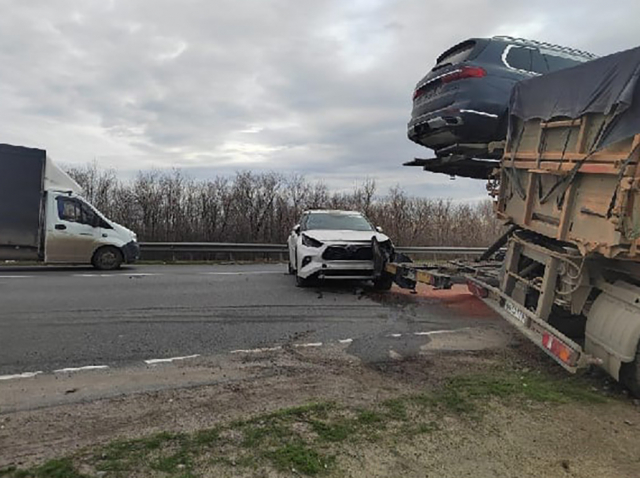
[92,246,123,271]
[373,274,394,291]
[620,346,640,398]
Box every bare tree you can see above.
[66,165,504,246]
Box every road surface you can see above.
[0,263,500,376]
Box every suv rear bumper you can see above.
[409,106,502,148]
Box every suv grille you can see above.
[322,245,373,261]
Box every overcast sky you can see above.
[1,0,638,199]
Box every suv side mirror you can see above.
[375,226,383,233]
[293,224,301,235]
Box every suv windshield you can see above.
[304,213,373,231]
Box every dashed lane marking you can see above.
[0,371,42,380]
[231,342,326,354]
[293,342,323,348]
[74,274,118,277]
[231,346,283,354]
[54,365,109,373]
[413,329,464,336]
[144,354,201,365]
[73,273,162,277]
[200,271,283,275]
[1,331,469,378]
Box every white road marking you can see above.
[388,350,403,360]
[231,346,283,354]
[54,365,109,373]
[0,371,42,380]
[0,275,33,278]
[388,333,402,338]
[74,273,161,277]
[293,342,323,348]
[201,271,282,275]
[74,274,115,277]
[413,329,464,336]
[338,338,353,344]
[144,354,200,365]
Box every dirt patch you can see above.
[1,335,639,477]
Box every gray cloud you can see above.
[1,0,638,199]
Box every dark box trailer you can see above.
[0,144,46,261]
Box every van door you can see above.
[45,195,100,263]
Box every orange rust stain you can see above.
[393,284,497,318]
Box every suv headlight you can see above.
[302,234,323,248]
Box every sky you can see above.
[1,0,639,200]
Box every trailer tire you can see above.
[92,246,123,271]
[620,345,640,398]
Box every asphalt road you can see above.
[0,264,500,375]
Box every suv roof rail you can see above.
[492,36,599,59]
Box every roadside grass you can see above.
[1,369,607,478]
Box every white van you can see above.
[0,143,138,269]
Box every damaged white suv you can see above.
[287,210,394,289]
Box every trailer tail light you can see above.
[542,333,575,365]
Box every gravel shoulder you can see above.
[2,331,640,478]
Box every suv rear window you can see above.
[434,41,476,70]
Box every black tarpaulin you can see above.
[509,45,640,151]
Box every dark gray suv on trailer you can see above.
[408,36,597,159]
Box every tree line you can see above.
[65,165,503,246]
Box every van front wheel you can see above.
[92,246,123,271]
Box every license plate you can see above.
[418,85,442,103]
[504,300,528,325]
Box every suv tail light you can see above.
[413,66,486,100]
[441,65,486,83]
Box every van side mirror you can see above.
[294,225,301,235]
[376,226,383,233]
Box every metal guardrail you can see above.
[394,246,489,255]
[140,242,287,253]
[139,243,489,256]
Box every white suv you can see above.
[287,210,393,289]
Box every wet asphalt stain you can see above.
[345,333,430,364]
